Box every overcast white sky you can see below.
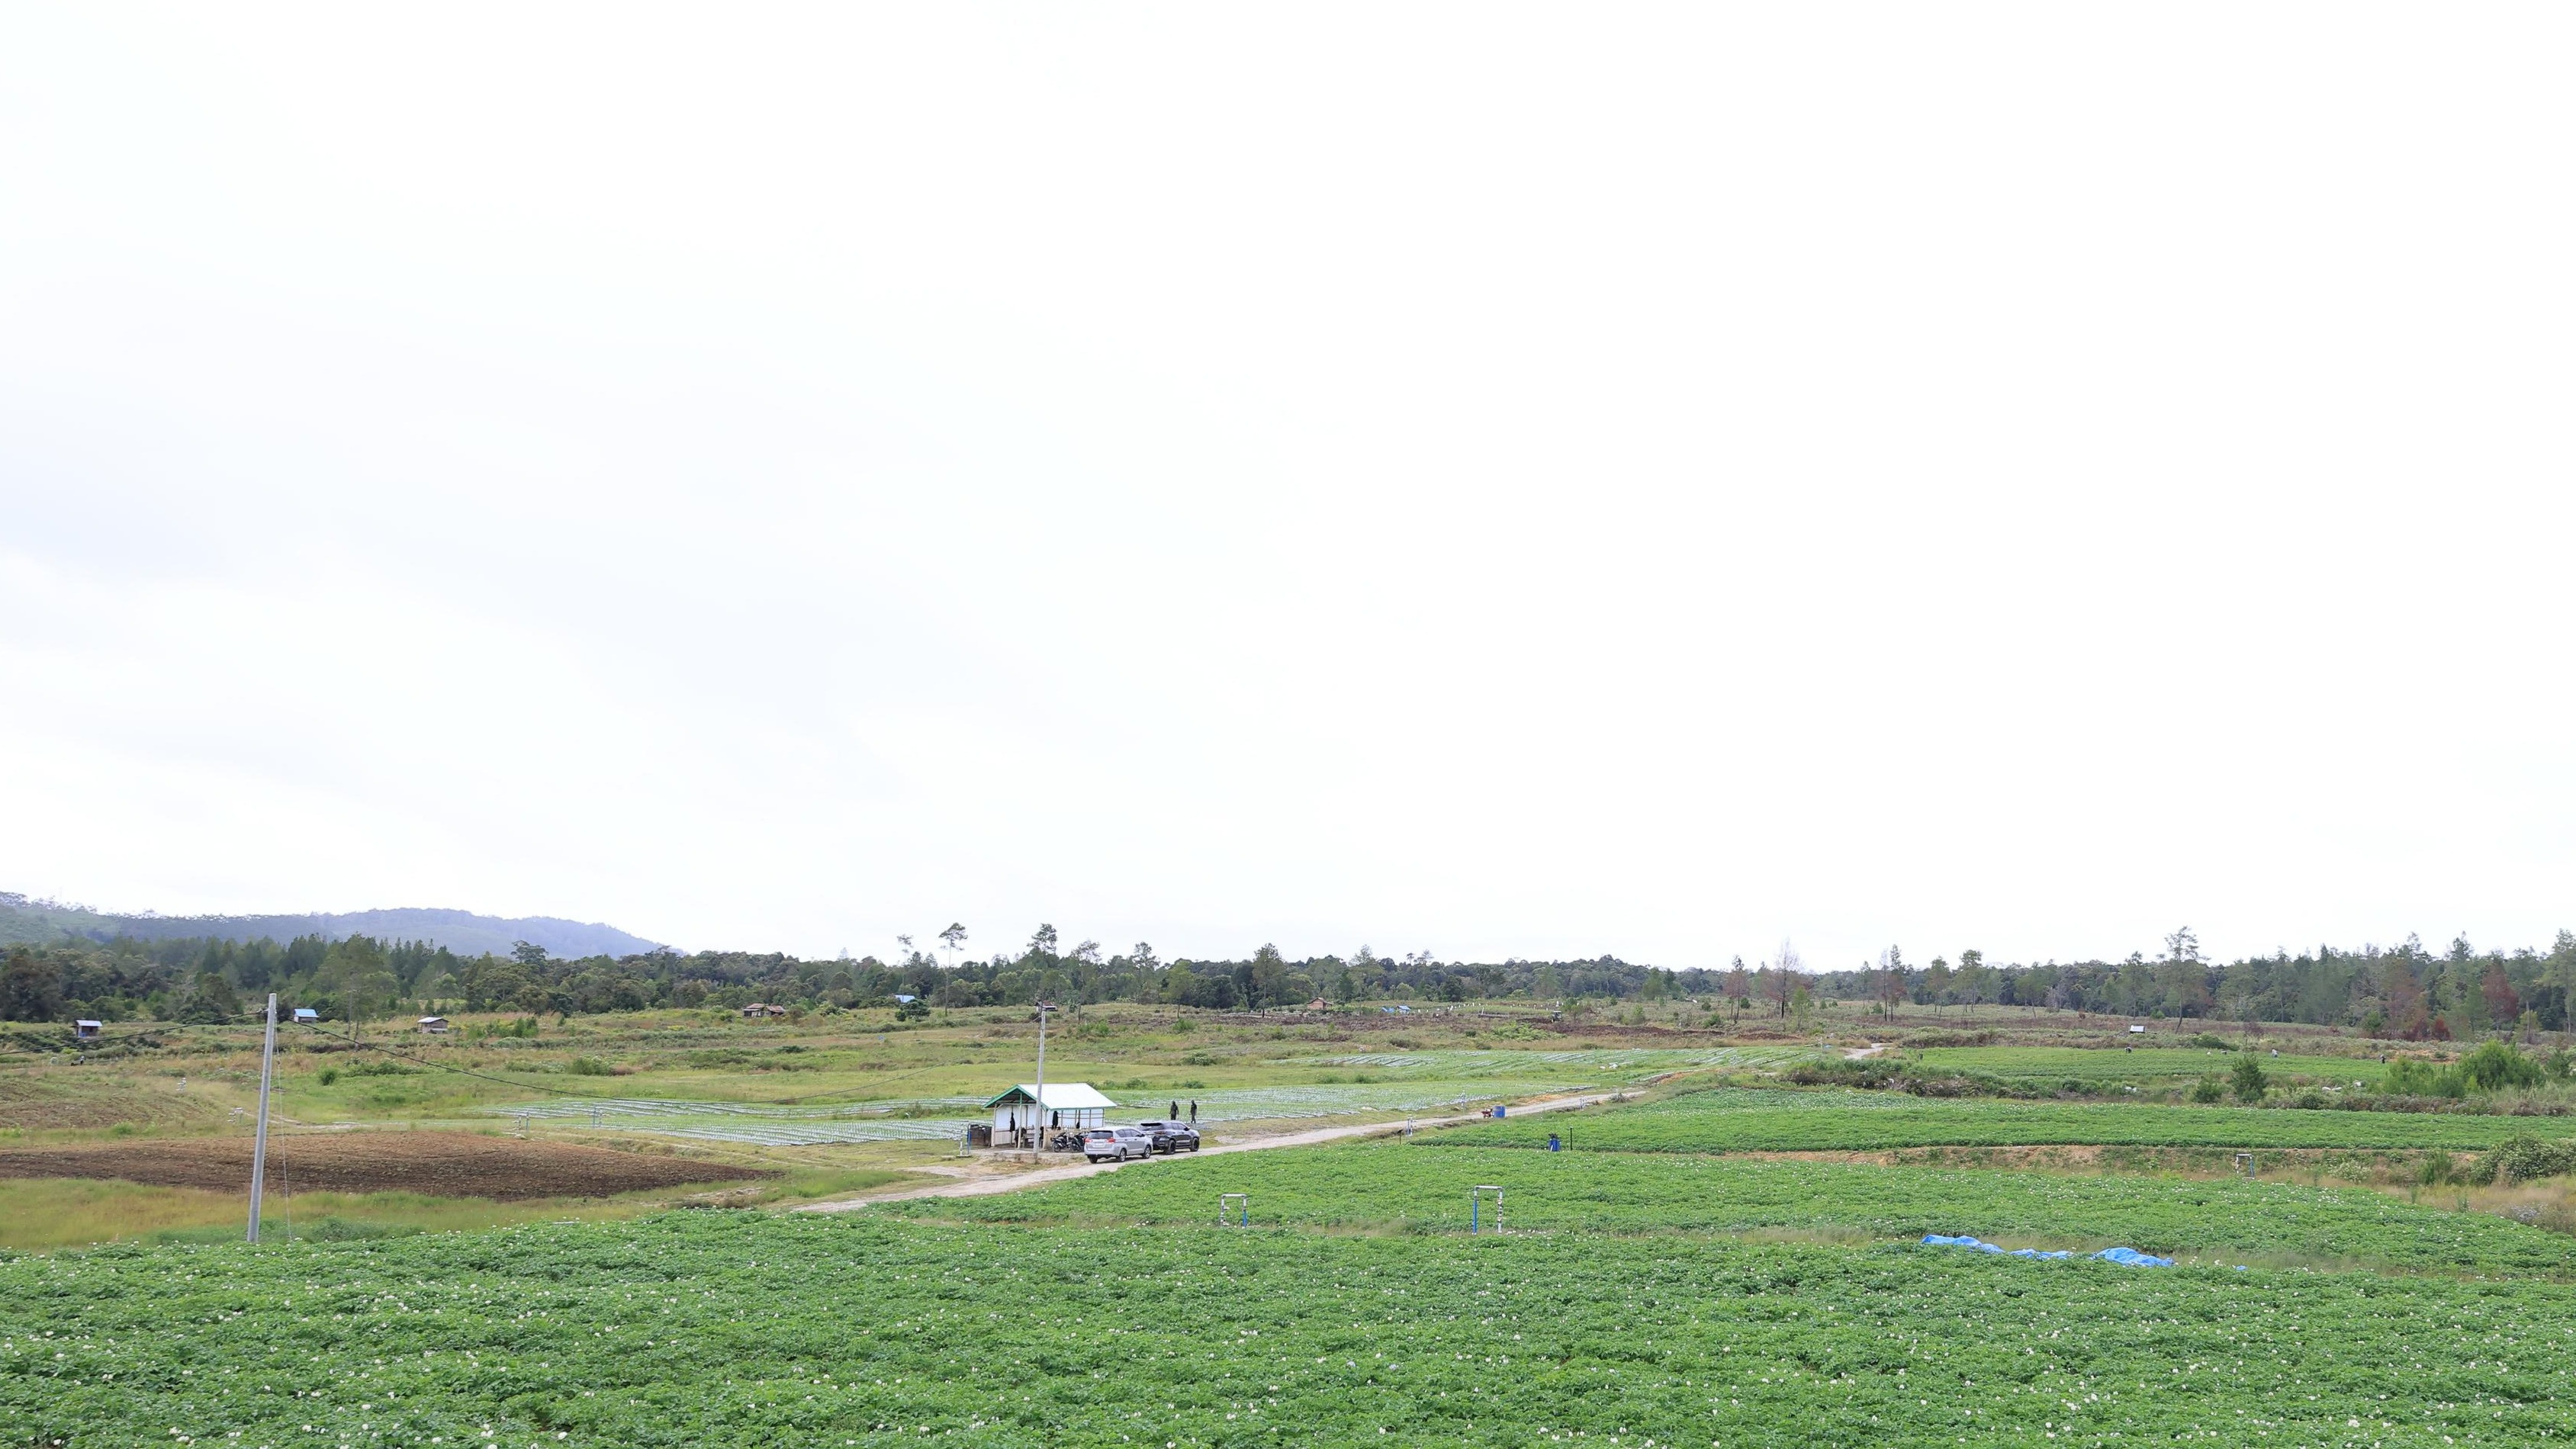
[3,7,2571,970]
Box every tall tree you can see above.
[2479,963,2519,1036]
[2381,956,2429,1039]
[1764,941,1802,1018]
[0,950,63,1023]
[317,937,399,1034]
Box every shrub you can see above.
[1785,1060,1898,1090]
[316,1067,339,1086]
[2457,1040,2545,1092]
[568,1056,614,1076]
[1901,1030,1997,1049]
[2384,1043,2549,1099]
[2479,1134,2576,1184]
[2190,1078,2225,1104]
[2230,1056,2268,1104]
[2188,1034,2231,1050]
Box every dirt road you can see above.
[799,1091,1611,1214]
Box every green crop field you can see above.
[8,1010,2574,1445]
[1427,1088,2562,1152]
[878,1139,2576,1275]
[1910,1046,2396,1084]
[8,1214,2574,1449]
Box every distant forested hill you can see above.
[0,895,662,958]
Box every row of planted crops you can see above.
[8,1049,2575,1447]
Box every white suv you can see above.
[1083,1126,1156,1163]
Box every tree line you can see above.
[5,920,2574,1040]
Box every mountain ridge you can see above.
[0,895,666,959]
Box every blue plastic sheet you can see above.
[1921,1234,2172,1267]
[2090,1245,2176,1267]
[1919,1234,2071,1260]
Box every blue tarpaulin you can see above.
[1921,1234,2173,1267]
[2089,1245,2176,1267]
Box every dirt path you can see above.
[1843,1043,1889,1060]
[798,1091,1613,1213]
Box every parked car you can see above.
[1082,1126,1156,1163]
[1134,1120,1201,1153]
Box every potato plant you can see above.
[6,1216,2574,1447]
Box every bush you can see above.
[2479,1134,2576,1184]
[2230,1056,2268,1104]
[2190,1077,2224,1104]
[2458,1040,2545,1092]
[316,1067,339,1086]
[1785,1059,1898,1090]
[2385,1043,2549,1099]
[568,1056,615,1076]
[1901,1030,1998,1049]
[2188,1034,2231,1050]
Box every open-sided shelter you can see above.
[984,1082,1116,1136]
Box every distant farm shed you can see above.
[741,1003,788,1019]
[416,1016,451,1034]
[291,1008,320,1024]
[984,1083,1115,1135]
[74,1020,102,1040]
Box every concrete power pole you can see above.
[248,992,277,1242]
[1032,1002,1052,1152]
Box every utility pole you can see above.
[248,993,277,1243]
[1032,1001,1053,1153]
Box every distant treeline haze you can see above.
[3,924,2573,1041]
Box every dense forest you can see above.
[4,917,2574,1041]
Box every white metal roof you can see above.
[983,1082,1117,1110]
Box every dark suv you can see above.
[1134,1120,1201,1153]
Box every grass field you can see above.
[1427,1087,2569,1152]
[875,1137,2576,1274]
[5,1214,2571,1448]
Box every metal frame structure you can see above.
[1470,1184,1503,1234]
[1220,1193,1251,1226]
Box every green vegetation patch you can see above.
[1912,1046,2396,1084]
[1431,1088,2562,1152]
[880,1139,2576,1275]
[5,1215,2571,1447]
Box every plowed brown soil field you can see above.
[0,1133,774,1200]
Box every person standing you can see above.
[1170,1099,1179,1120]
[1188,1100,1198,1124]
